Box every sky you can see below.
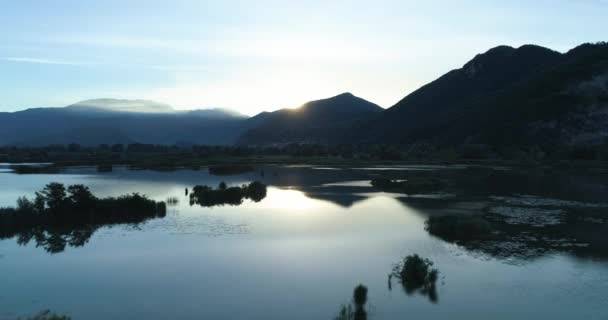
[1,0,607,116]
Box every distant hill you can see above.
[237,93,383,145]
[3,42,607,149]
[356,42,608,147]
[0,99,248,146]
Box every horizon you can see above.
[1,0,607,116]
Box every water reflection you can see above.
[1,165,608,319]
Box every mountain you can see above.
[237,93,383,145]
[0,99,248,146]
[357,42,608,147]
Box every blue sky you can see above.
[1,0,607,115]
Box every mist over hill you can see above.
[0,99,248,146]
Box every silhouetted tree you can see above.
[40,183,66,211]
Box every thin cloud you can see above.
[2,57,85,66]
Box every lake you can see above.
[1,165,607,319]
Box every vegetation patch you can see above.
[189,181,267,207]
[334,284,368,320]
[18,310,70,320]
[425,215,493,241]
[0,183,166,253]
[391,254,440,303]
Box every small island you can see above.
[0,183,166,253]
[189,181,267,207]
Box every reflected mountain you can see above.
[0,183,166,253]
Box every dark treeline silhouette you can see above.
[0,183,166,253]
[189,181,267,207]
[2,142,607,172]
[208,164,255,176]
[371,177,445,194]
[391,254,440,303]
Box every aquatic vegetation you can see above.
[425,215,492,241]
[166,197,180,206]
[489,195,608,208]
[334,284,368,320]
[208,165,255,176]
[392,254,439,303]
[426,205,608,260]
[488,206,564,227]
[335,304,356,320]
[189,181,267,207]
[17,309,70,320]
[371,177,444,194]
[0,183,166,253]
[353,284,368,308]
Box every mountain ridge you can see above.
[237,92,383,145]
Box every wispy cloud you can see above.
[2,57,85,65]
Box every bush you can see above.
[353,284,368,307]
[392,254,440,303]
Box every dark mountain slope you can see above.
[238,93,383,145]
[357,45,563,144]
[0,100,248,146]
[357,43,608,147]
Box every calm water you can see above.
[0,165,607,319]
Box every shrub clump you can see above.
[189,181,267,207]
[392,254,439,303]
